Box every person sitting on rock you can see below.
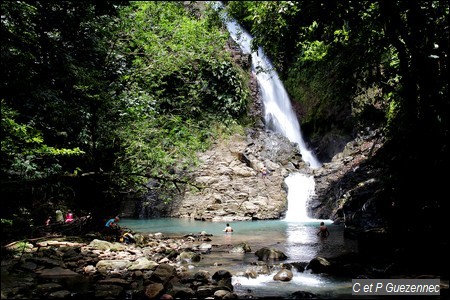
[65,210,74,223]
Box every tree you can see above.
[1,1,251,229]
[1,0,127,231]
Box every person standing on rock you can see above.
[317,221,330,238]
[260,165,268,178]
[55,209,64,224]
[104,216,121,241]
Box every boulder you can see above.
[255,247,287,261]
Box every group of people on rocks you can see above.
[45,209,76,226]
[44,210,135,244]
[44,209,135,243]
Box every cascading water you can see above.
[284,173,316,221]
[220,4,322,222]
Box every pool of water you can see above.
[120,218,358,298]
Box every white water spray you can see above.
[219,4,322,221]
[284,173,315,221]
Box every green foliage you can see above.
[117,1,248,117]
[109,1,250,198]
[1,100,84,181]
[0,0,252,221]
[299,40,328,62]
[225,1,397,135]
[385,98,401,138]
[1,219,13,226]
[227,0,448,146]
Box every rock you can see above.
[273,268,293,281]
[38,267,80,278]
[154,232,164,239]
[100,278,129,287]
[230,242,251,253]
[214,289,232,298]
[47,290,71,299]
[169,282,195,298]
[244,269,258,279]
[198,243,212,253]
[255,247,287,261]
[149,264,176,285]
[95,260,131,274]
[196,285,226,298]
[35,282,64,295]
[144,283,164,299]
[169,131,302,221]
[95,284,124,298]
[212,270,233,281]
[128,257,158,270]
[83,265,96,275]
[306,257,331,274]
[178,251,201,263]
[244,262,271,276]
[88,239,113,251]
[310,129,384,226]
[194,270,211,283]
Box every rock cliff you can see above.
[166,36,387,226]
[169,128,309,221]
[167,124,385,225]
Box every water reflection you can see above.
[121,218,356,298]
[121,218,355,262]
[287,222,316,245]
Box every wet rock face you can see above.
[310,128,385,228]
[169,129,309,221]
[170,127,384,224]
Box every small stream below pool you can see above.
[120,218,358,299]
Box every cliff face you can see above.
[168,129,309,221]
[167,124,386,226]
[126,32,393,237]
[309,128,385,228]
[167,37,388,226]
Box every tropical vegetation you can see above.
[1,1,250,241]
[1,1,448,246]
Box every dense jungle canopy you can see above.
[1,1,449,244]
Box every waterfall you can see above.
[284,173,316,221]
[219,4,322,221]
[223,16,321,169]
